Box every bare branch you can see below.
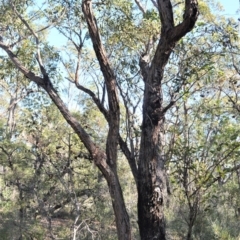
[118,84,138,183]
[10,24,57,48]
[62,38,109,123]
[74,80,109,121]
[134,0,146,14]
[162,100,176,114]
[7,89,34,110]
[151,0,159,9]
[119,135,138,184]
[10,0,46,76]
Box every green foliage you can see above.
[0,0,240,239]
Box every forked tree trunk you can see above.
[138,1,199,239]
[138,57,170,239]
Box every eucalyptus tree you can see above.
[0,98,115,239]
[160,14,240,238]
[166,95,240,239]
[0,0,202,239]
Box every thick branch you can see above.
[0,41,111,179]
[82,0,120,167]
[134,0,146,14]
[157,0,174,33]
[39,87,112,179]
[151,0,159,10]
[169,0,199,42]
[0,42,44,86]
[82,0,119,116]
[150,0,199,86]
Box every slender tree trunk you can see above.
[186,225,193,240]
[187,226,193,240]
[186,198,199,240]
[107,170,131,239]
[7,97,17,137]
[82,1,132,238]
[18,189,24,240]
[186,207,196,240]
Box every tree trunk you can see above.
[186,208,195,240]
[82,1,132,238]
[7,98,17,136]
[138,118,167,240]
[46,85,132,240]
[137,1,199,238]
[138,61,169,239]
[186,225,193,240]
[107,170,132,239]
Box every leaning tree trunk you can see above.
[138,1,199,239]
